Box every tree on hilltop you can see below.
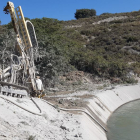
[75,9,96,19]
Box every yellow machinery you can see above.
[0,1,39,97]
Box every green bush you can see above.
[123,36,138,42]
[124,77,138,84]
[75,9,96,19]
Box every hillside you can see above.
[1,11,140,90]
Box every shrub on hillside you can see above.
[75,9,96,19]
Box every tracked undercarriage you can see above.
[0,2,40,97]
[0,81,29,97]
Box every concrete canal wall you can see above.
[80,84,140,140]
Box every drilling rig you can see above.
[0,1,40,97]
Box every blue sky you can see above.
[1,0,140,25]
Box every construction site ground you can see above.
[43,71,115,110]
[0,95,86,140]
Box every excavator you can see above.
[0,1,40,97]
